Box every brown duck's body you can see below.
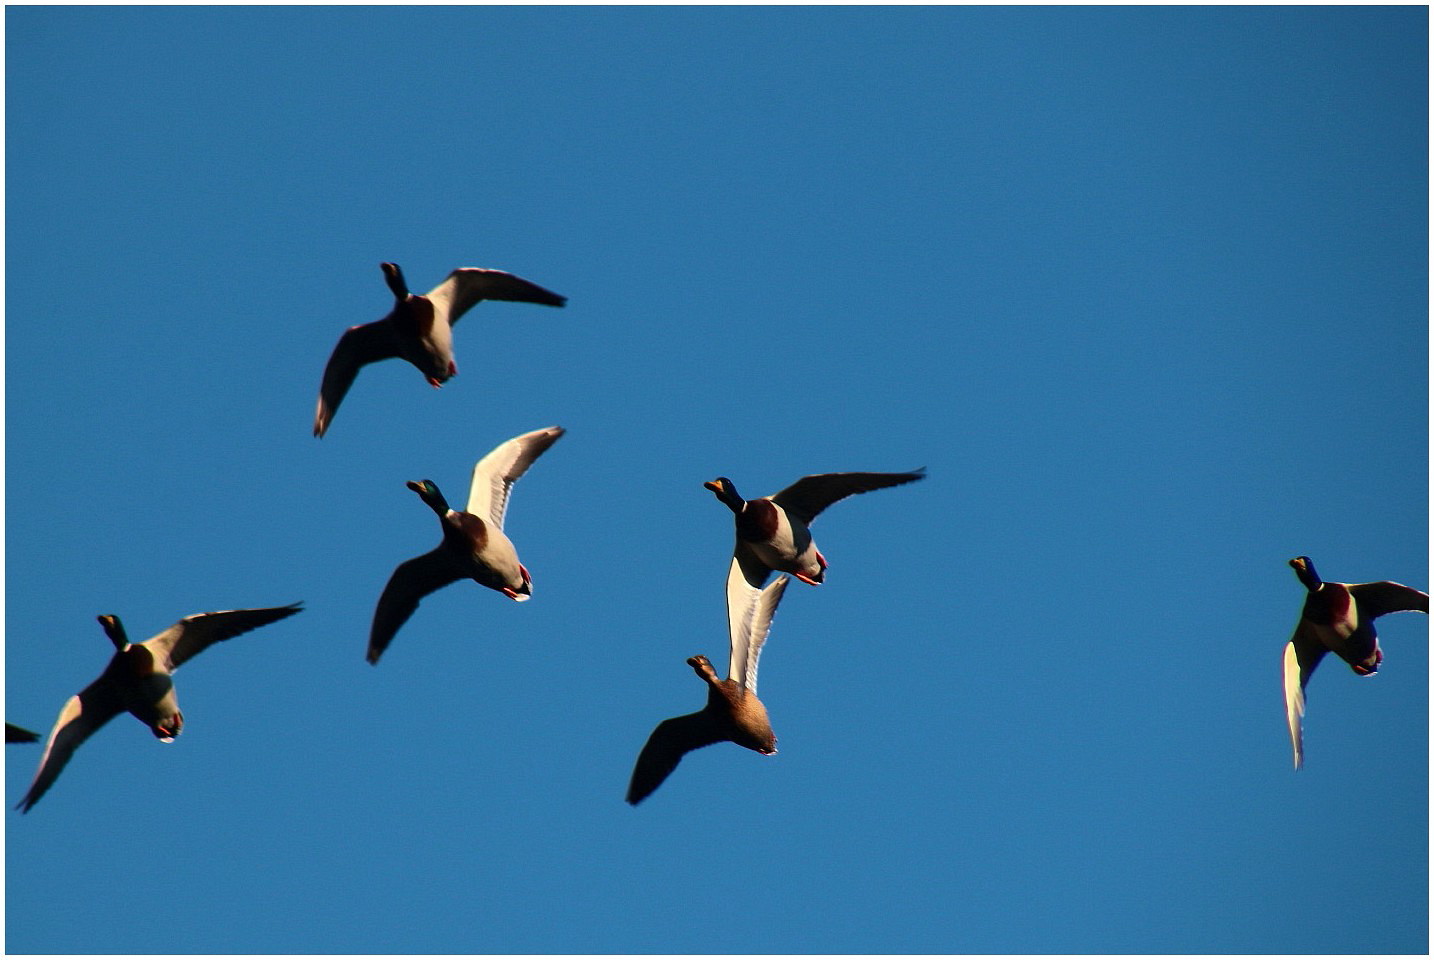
[626,656,777,807]
[1282,556,1428,769]
[626,574,791,806]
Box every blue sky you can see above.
[5,6,1427,954]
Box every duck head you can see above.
[406,479,451,514]
[96,614,129,651]
[380,262,410,300]
[1289,556,1323,592]
[704,477,745,512]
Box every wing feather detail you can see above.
[770,469,926,525]
[725,560,790,694]
[145,604,304,672]
[428,268,567,326]
[465,426,565,529]
[1283,625,1328,771]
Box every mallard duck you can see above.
[1282,556,1428,769]
[313,262,566,437]
[6,724,40,744]
[16,603,303,812]
[367,425,564,664]
[626,568,791,805]
[705,469,925,588]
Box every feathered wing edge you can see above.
[466,426,566,529]
[726,561,791,696]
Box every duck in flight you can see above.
[16,603,303,812]
[313,262,566,437]
[627,567,792,805]
[705,469,925,588]
[1282,555,1428,769]
[367,425,564,665]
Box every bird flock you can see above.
[11,261,1428,812]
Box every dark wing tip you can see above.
[6,724,40,744]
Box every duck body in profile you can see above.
[16,603,304,812]
[313,262,566,437]
[367,425,564,665]
[705,469,925,588]
[626,571,791,806]
[1282,555,1428,769]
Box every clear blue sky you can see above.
[5,6,1427,954]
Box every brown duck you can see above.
[627,571,791,805]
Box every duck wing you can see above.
[16,678,125,813]
[428,268,567,326]
[144,604,304,672]
[466,426,565,530]
[626,711,727,806]
[1349,581,1430,619]
[314,320,403,437]
[367,549,466,664]
[1283,624,1329,770]
[726,562,790,694]
[6,723,40,743]
[770,469,926,525]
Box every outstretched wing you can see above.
[314,321,402,437]
[1350,581,1430,619]
[726,562,791,695]
[770,469,926,525]
[367,550,466,665]
[6,723,40,743]
[16,678,125,813]
[626,711,726,806]
[427,268,567,326]
[144,604,304,673]
[466,426,565,530]
[1283,624,1329,771]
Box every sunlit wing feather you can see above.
[465,426,565,530]
[428,268,567,326]
[1283,625,1328,771]
[145,604,304,672]
[727,565,790,695]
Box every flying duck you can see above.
[6,724,40,744]
[626,568,792,805]
[16,603,303,812]
[367,425,564,665]
[1282,555,1428,769]
[313,262,567,437]
[705,469,926,588]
